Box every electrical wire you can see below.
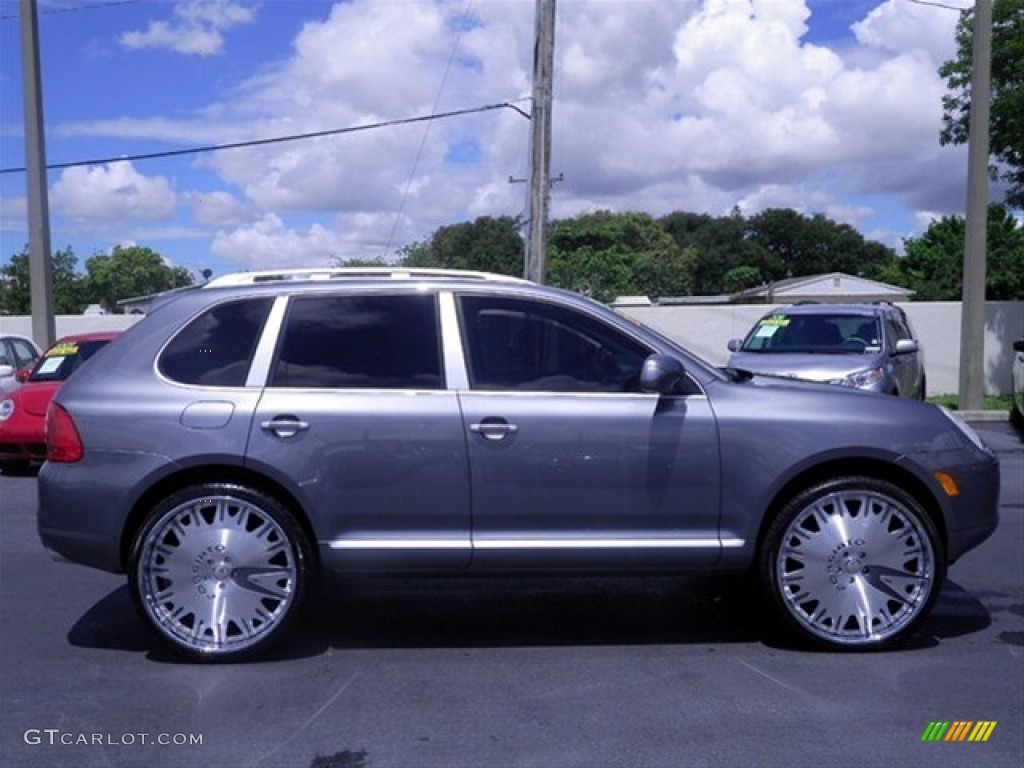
[384,0,476,258]
[0,101,531,175]
[0,0,142,21]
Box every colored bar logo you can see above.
[921,721,997,742]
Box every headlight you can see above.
[0,399,13,422]
[831,367,884,389]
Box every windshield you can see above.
[30,340,111,383]
[740,313,880,354]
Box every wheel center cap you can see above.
[843,557,863,575]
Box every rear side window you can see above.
[270,294,442,389]
[159,298,273,386]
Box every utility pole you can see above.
[20,0,55,346]
[958,0,991,411]
[525,0,556,283]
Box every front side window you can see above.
[159,298,273,386]
[458,295,650,392]
[271,294,442,389]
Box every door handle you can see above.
[260,415,309,438]
[469,419,519,441]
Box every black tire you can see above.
[759,476,943,651]
[130,483,313,662]
[0,459,31,475]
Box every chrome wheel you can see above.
[133,486,308,659]
[765,478,941,649]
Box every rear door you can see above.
[245,292,471,569]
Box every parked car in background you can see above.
[1012,337,1024,429]
[37,269,997,661]
[727,302,926,399]
[0,334,42,396]
[0,332,119,473]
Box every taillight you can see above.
[46,402,84,463]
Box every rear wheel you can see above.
[130,484,312,661]
[760,477,943,650]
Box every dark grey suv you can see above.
[37,269,999,660]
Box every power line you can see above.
[0,101,530,175]
[0,0,142,21]
[384,0,476,257]
[906,0,969,12]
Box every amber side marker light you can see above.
[934,472,960,497]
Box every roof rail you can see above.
[204,267,530,288]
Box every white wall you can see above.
[618,301,1024,396]
[0,314,142,339]
[2,301,1022,395]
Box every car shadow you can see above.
[66,574,998,662]
[0,462,40,477]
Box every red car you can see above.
[0,332,119,473]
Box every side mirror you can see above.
[1013,339,1024,353]
[639,353,685,395]
[894,339,919,355]
[16,368,31,383]
[727,339,742,352]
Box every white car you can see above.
[0,334,42,395]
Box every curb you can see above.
[953,410,1011,423]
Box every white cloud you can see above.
[210,212,398,267]
[51,161,177,221]
[43,0,976,271]
[121,0,257,55]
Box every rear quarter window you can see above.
[159,298,273,386]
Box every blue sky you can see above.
[0,0,981,281]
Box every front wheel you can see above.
[130,484,313,661]
[760,477,943,650]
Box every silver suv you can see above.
[38,269,998,660]
[727,303,926,398]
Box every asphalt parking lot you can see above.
[1,421,1021,768]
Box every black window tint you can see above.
[271,294,442,389]
[459,296,650,392]
[30,340,111,382]
[160,298,272,386]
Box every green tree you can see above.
[398,216,524,276]
[660,209,774,295]
[0,246,86,314]
[940,0,1024,208]
[547,211,696,303]
[745,208,897,282]
[84,245,194,312]
[882,203,1024,300]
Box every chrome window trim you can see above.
[438,291,469,390]
[245,295,290,387]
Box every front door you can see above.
[455,294,722,569]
